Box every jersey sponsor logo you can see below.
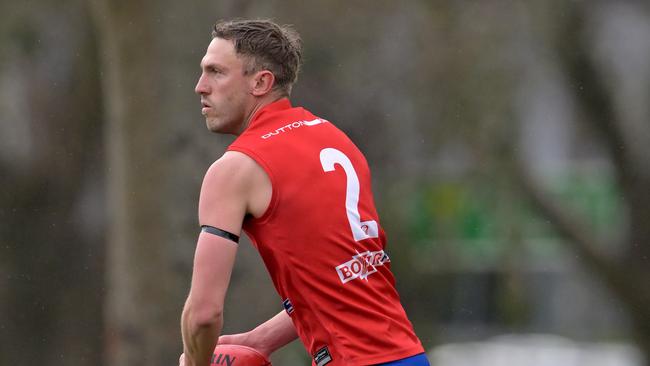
[282,298,294,315]
[335,250,390,284]
[314,346,332,366]
[261,118,328,139]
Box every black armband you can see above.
[201,225,239,244]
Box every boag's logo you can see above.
[335,250,390,284]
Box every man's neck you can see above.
[237,94,286,135]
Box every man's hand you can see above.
[215,311,298,358]
[216,332,268,356]
[178,333,245,366]
[217,332,251,346]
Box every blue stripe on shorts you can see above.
[375,353,430,366]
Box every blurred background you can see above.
[1,0,649,365]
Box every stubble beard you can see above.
[205,116,227,134]
[204,92,250,135]
[204,113,242,135]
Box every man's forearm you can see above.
[181,303,222,366]
[181,232,237,365]
[247,310,298,355]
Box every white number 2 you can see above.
[320,148,379,241]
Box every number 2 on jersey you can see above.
[320,148,379,241]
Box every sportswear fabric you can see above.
[227,99,424,365]
[375,353,430,366]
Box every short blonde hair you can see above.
[212,19,303,96]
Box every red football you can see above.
[211,344,272,366]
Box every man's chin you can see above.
[204,118,221,133]
[205,122,218,133]
[205,118,236,135]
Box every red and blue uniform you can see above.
[228,99,426,366]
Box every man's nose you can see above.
[195,74,209,95]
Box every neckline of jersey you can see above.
[248,98,292,128]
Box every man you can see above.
[180,19,429,366]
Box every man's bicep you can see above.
[198,155,250,236]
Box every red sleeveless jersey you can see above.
[228,99,424,365]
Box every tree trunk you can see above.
[0,1,104,365]
[90,1,244,365]
[523,2,650,364]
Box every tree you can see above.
[515,2,650,363]
[0,1,105,365]
[89,1,266,364]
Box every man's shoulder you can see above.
[207,151,259,175]
[203,152,261,189]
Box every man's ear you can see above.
[251,70,275,96]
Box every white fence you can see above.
[428,334,643,366]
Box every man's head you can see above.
[212,19,302,96]
[195,19,302,135]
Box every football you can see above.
[211,344,272,366]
